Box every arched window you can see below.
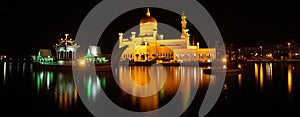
[69,51,73,60]
[60,51,64,60]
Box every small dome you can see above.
[140,8,157,24]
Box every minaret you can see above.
[181,12,187,38]
[181,12,190,47]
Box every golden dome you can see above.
[140,8,157,24]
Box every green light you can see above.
[101,77,106,90]
[87,78,92,101]
[37,72,41,94]
[160,88,165,100]
[49,71,53,84]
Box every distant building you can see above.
[84,45,108,64]
[53,34,80,62]
[119,8,216,63]
[36,49,54,63]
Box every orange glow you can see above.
[255,63,259,84]
[238,63,242,69]
[131,66,151,86]
[260,63,264,91]
[222,57,227,63]
[118,66,205,111]
[79,60,86,66]
[238,74,242,88]
[288,64,292,95]
[270,63,273,80]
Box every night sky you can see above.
[1,0,300,57]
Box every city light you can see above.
[79,60,86,66]
[222,57,227,63]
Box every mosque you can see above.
[119,8,216,63]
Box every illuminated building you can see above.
[84,46,109,64]
[119,8,216,63]
[53,34,80,62]
[36,49,54,63]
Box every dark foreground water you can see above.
[0,61,300,116]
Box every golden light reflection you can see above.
[270,63,273,80]
[118,66,207,111]
[131,66,151,86]
[288,64,292,95]
[54,73,78,111]
[255,63,259,85]
[238,74,242,89]
[260,63,264,91]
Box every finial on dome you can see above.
[146,8,150,17]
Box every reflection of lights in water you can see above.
[255,63,259,85]
[288,64,292,95]
[22,63,25,75]
[37,71,54,92]
[3,62,6,85]
[86,76,101,102]
[54,73,78,111]
[37,72,41,93]
[260,63,264,91]
[47,73,50,90]
[17,62,19,73]
[238,74,242,88]
[9,62,12,76]
[266,63,273,81]
[101,77,106,90]
[270,63,273,80]
[194,67,197,86]
[118,66,202,111]
[200,67,203,86]
[30,63,33,71]
[160,88,164,100]
[182,67,191,111]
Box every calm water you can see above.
[0,62,300,116]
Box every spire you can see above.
[65,33,69,39]
[146,8,150,17]
[84,48,93,59]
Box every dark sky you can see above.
[1,0,300,57]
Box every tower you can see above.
[181,12,190,47]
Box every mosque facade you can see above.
[119,8,216,63]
